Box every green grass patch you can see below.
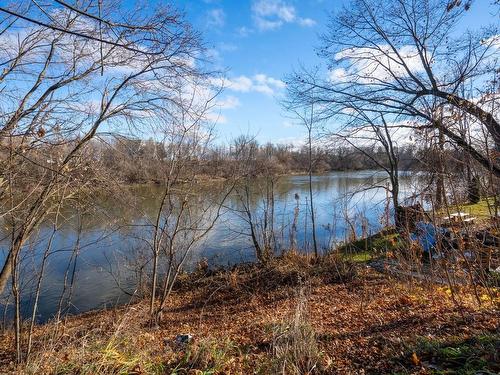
[169,338,242,374]
[336,230,406,262]
[348,251,373,263]
[411,333,499,374]
[442,198,498,218]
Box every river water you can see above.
[0,171,418,323]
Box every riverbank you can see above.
[0,251,498,374]
[115,169,403,186]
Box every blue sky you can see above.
[171,0,337,146]
[165,0,495,146]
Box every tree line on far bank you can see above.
[93,136,423,183]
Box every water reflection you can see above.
[0,171,416,322]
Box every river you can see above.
[0,170,419,323]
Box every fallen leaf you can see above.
[411,352,420,366]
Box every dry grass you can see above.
[268,286,325,374]
[0,254,498,374]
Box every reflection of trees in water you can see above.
[0,172,417,323]
[1,173,414,246]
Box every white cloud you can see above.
[204,111,227,124]
[236,26,253,37]
[206,8,226,28]
[206,48,221,61]
[229,76,254,92]
[329,45,426,83]
[251,0,315,31]
[253,73,286,95]
[481,34,500,49]
[216,95,241,109]
[254,73,285,88]
[218,42,238,52]
[220,74,286,96]
[253,0,296,23]
[297,18,316,27]
[328,67,348,82]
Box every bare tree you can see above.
[0,0,175,56]
[230,135,285,263]
[286,105,319,257]
[0,0,207,292]
[142,83,235,324]
[0,0,212,361]
[235,180,276,263]
[326,109,403,228]
[286,0,500,177]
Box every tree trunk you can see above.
[435,117,446,208]
[308,127,318,258]
[435,91,500,152]
[0,236,24,295]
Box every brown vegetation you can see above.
[0,254,497,374]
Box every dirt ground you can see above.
[0,257,498,374]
